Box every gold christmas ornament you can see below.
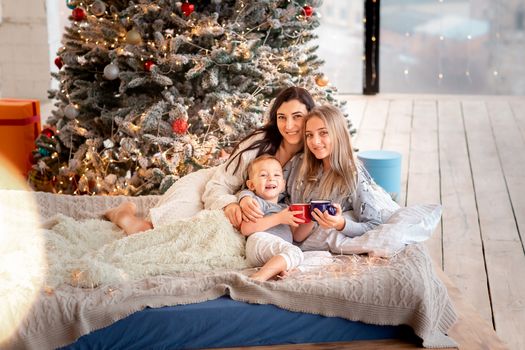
[242,49,252,60]
[315,74,329,87]
[125,29,142,45]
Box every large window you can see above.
[380,0,525,95]
[315,0,364,94]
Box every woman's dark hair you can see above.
[225,86,316,174]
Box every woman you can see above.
[204,86,315,228]
[106,87,315,234]
[287,104,399,251]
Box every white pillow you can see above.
[330,204,442,257]
[383,203,443,244]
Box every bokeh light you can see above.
[0,155,45,345]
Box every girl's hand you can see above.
[239,196,264,222]
[278,208,305,227]
[224,203,243,229]
[311,203,345,230]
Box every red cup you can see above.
[289,203,312,223]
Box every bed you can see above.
[1,173,458,350]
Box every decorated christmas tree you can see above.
[29,0,345,195]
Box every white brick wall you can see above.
[0,0,50,100]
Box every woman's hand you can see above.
[224,203,243,229]
[239,196,264,222]
[311,203,345,231]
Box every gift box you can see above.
[357,150,402,202]
[0,99,41,176]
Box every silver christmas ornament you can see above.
[64,104,79,119]
[103,138,115,148]
[77,56,88,65]
[103,63,119,80]
[91,1,106,16]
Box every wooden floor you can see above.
[344,94,524,350]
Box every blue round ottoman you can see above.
[357,150,402,201]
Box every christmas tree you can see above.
[29,0,344,196]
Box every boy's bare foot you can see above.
[104,202,152,235]
[121,217,153,235]
[249,256,288,282]
[276,268,298,279]
[249,266,285,282]
[250,270,271,282]
[104,202,137,222]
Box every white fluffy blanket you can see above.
[43,211,248,288]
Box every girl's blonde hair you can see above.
[298,105,358,202]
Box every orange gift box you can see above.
[0,99,41,176]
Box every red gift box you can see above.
[0,99,41,177]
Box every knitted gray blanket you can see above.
[1,190,458,349]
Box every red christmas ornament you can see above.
[181,2,195,17]
[54,56,64,69]
[172,119,189,134]
[72,7,87,21]
[144,60,155,71]
[302,5,314,17]
[41,128,55,138]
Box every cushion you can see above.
[329,204,442,257]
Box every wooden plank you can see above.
[435,267,509,350]
[354,98,389,151]
[383,99,413,206]
[355,98,411,205]
[354,129,383,152]
[406,99,442,266]
[359,98,390,133]
[467,101,519,242]
[385,99,413,134]
[482,240,525,350]
[343,97,367,133]
[488,100,525,245]
[509,100,525,143]
[463,100,525,345]
[412,100,437,132]
[481,100,525,350]
[438,100,492,323]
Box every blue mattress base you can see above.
[62,296,420,349]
